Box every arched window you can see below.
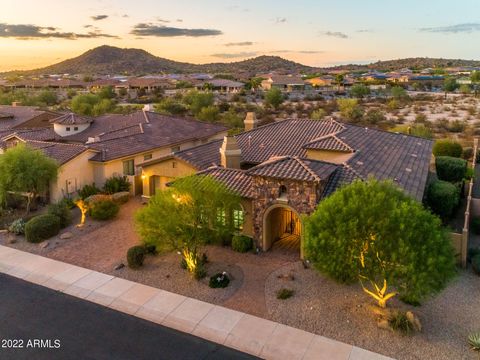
[233,206,244,231]
[279,185,287,199]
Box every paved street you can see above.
[0,274,257,360]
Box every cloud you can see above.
[176,19,183,22]
[91,15,108,21]
[83,25,93,28]
[419,23,480,34]
[321,31,348,39]
[356,29,373,33]
[156,18,170,23]
[130,23,223,37]
[270,49,324,54]
[122,14,129,18]
[274,17,287,23]
[211,51,258,59]
[0,23,118,39]
[224,41,254,47]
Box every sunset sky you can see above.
[1,0,480,71]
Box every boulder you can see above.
[7,235,17,244]
[40,241,49,249]
[84,194,112,204]
[112,192,130,204]
[114,263,125,270]
[377,319,391,331]
[59,232,73,240]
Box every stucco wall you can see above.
[53,123,90,137]
[141,159,197,196]
[50,150,95,202]
[305,149,354,164]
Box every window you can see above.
[279,185,287,198]
[172,161,177,169]
[233,208,244,231]
[66,127,71,131]
[171,146,180,153]
[123,159,135,176]
[216,208,226,226]
[74,127,78,131]
[144,153,152,161]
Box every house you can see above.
[197,79,245,93]
[138,113,433,257]
[0,111,228,202]
[261,75,305,92]
[0,105,60,130]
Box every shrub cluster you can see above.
[432,139,463,158]
[103,175,130,194]
[8,218,25,235]
[435,156,467,182]
[209,272,230,288]
[47,202,72,228]
[427,180,459,219]
[232,235,253,253]
[127,245,146,268]
[89,200,119,220]
[25,214,61,243]
[427,180,460,217]
[276,288,294,300]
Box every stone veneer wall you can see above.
[250,176,325,249]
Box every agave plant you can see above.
[468,332,480,352]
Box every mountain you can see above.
[328,57,480,72]
[11,45,314,76]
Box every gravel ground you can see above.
[2,197,478,359]
[265,261,480,360]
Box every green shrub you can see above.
[103,175,130,194]
[276,288,294,300]
[193,263,207,280]
[472,254,480,275]
[78,183,100,199]
[468,247,480,262]
[209,272,230,288]
[232,235,253,253]
[60,197,75,209]
[47,202,72,228]
[89,200,119,220]
[25,214,61,243]
[471,218,480,235]
[127,245,146,269]
[8,218,25,235]
[432,139,463,158]
[462,147,474,160]
[427,180,459,219]
[388,311,415,335]
[435,156,467,182]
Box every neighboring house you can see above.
[0,105,60,130]
[138,114,433,257]
[0,111,228,202]
[197,79,245,93]
[304,76,334,88]
[261,75,305,92]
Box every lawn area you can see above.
[0,197,479,360]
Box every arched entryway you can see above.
[262,204,303,257]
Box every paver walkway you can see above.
[0,245,393,360]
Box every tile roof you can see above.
[247,156,338,182]
[50,113,94,125]
[196,167,254,198]
[86,111,227,162]
[167,118,433,200]
[0,105,58,130]
[0,140,90,165]
[322,165,363,197]
[303,134,353,152]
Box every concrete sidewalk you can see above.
[0,245,393,360]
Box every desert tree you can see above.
[304,178,456,306]
[135,175,241,277]
[0,144,58,213]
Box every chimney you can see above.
[12,101,21,107]
[219,136,242,169]
[244,112,258,131]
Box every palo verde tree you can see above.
[135,175,241,277]
[0,144,58,212]
[304,178,456,306]
[264,87,284,109]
